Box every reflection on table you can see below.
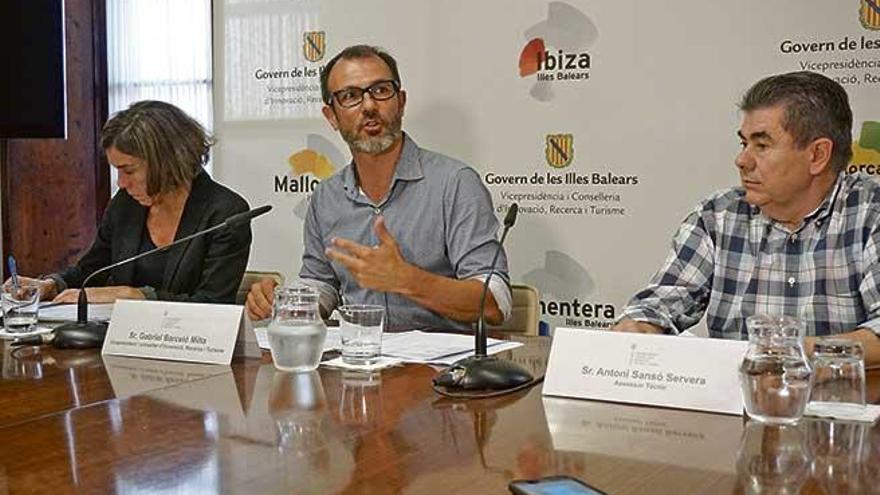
[0,337,876,494]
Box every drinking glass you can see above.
[267,283,327,372]
[338,304,384,365]
[739,315,813,424]
[809,338,866,414]
[2,279,40,333]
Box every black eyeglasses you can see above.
[329,80,400,108]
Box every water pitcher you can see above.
[267,283,327,372]
[739,315,813,424]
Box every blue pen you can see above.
[7,255,19,289]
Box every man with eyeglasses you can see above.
[246,45,511,332]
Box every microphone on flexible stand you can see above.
[433,203,534,392]
[11,205,273,349]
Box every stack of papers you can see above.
[381,330,522,364]
[38,303,114,322]
[254,327,523,365]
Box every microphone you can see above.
[476,203,518,356]
[433,203,534,392]
[224,204,272,228]
[14,205,273,349]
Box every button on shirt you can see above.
[299,134,511,332]
[620,173,880,339]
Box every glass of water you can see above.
[739,315,813,424]
[267,283,327,372]
[2,280,41,333]
[808,338,866,414]
[338,304,384,365]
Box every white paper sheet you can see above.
[380,331,512,362]
[38,303,115,322]
[421,341,524,365]
[254,327,522,364]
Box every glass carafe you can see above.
[739,315,813,424]
[267,283,327,372]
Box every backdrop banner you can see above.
[213,0,880,334]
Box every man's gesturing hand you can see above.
[325,216,414,294]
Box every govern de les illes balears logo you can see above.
[861,0,880,30]
[545,134,574,169]
[303,31,326,62]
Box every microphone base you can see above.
[433,354,534,391]
[51,321,109,349]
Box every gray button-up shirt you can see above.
[300,134,510,332]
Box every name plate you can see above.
[102,300,260,365]
[543,328,748,415]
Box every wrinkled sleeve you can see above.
[618,207,715,334]
[443,168,510,286]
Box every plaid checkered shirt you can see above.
[620,172,880,339]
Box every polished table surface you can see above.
[0,337,878,494]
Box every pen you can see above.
[7,255,19,289]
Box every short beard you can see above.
[342,114,403,154]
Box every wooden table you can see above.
[0,337,877,494]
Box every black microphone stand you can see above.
[433,204,534,393]
[16,205,272,349]
[49,222,233,348]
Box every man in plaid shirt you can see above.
[614,71,880,367]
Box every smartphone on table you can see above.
[509,475,609,495]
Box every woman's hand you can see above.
[53,286,146,304]
[3,276,58,301]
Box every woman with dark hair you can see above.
[25,100,252,304]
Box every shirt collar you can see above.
[393,133,424,182]
[804,172,845,223]
[341,133,424,199]
[750,172,845,232]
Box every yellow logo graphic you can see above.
[303,31,326,62]
[862,0,880,30]
[545,134,574,169]
[288,149,335,179]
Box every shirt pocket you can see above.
[804,248,864,334]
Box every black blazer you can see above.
[60,172,252,304]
